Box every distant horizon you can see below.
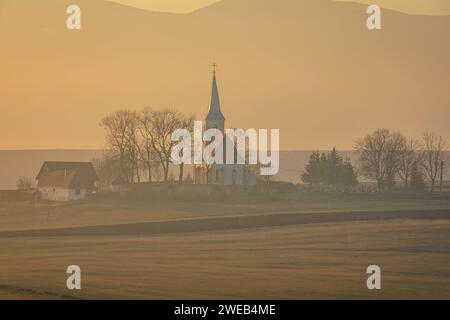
[0,149,360,190]
[0,148,355,152]
[0,149,448,190]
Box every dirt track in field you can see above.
[1,209,450,238]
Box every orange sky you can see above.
[0,0,449,150]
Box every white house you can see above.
[36,161,98,201]
[194,67,257,186]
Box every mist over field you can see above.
[0,150,359,189]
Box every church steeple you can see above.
[206,63,225,127]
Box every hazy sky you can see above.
[109,0,450,15]
[107,0,220,13]
[1,0,449,150]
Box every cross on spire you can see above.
[206,61,225,122]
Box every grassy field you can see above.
[2,195,450,231]
[1,195,450,299]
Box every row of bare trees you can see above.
[96,108,194,189]
[355,129,448,193]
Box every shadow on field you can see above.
[1,209,450,238]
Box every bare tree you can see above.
[146,108,191,182]
[101,110,138,183]
[355,129,404,192]
[138,108,157,183]
[176,115,195,184]
[397,137,423,192]
[127,122,142,183]
[381,131,403,191]
[92,152,122,192]
[17,176,35,190]
[422,132,447,194]
[102,108,194,184]
[152,163,163,182]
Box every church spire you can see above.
[206,63,225,122]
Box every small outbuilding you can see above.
[36,161,98,201]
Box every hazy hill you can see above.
[0,0,449,150]
[334,0,450,16]
[107,0,450,15]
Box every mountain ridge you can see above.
[0,0,449,150]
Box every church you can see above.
[193,67,257,186]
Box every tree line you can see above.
[96,107,448,195]
[302,129,448,194]
[95,108,194,190]
[301,148,358,192]
[355,129,447,193]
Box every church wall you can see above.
[207,164,256,186]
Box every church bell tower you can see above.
[205,63,225,133]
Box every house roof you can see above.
[36,161,98,189]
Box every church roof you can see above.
[206,70,225,121]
